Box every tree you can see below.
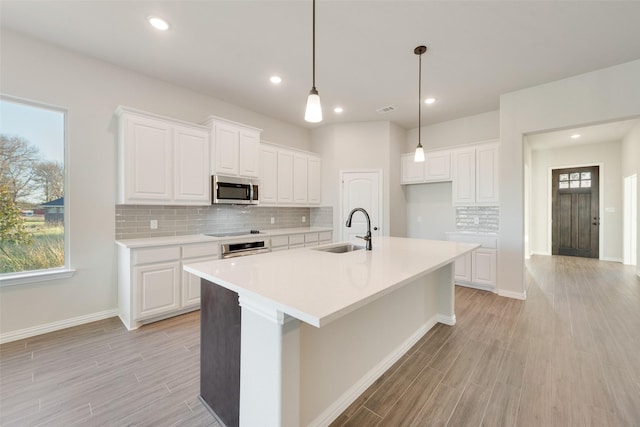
[0,183,32,245]
[34,161,64,202]
[0,134,40,203]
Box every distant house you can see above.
[39,197,64,223]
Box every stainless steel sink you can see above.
[313,243,365,253]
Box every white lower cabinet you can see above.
[118,241,219,330]
[136,261,181,319]
[448,233,497,292]
[472,248,497,287]
[454,252,472,283]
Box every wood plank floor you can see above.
[1,255,639,426]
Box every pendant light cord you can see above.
[418,49,422,147]
[312,0,316,90]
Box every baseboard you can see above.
[0,309,119,344]
[308,314,440,427]
[455,282,496,293]
[437,313,456,326]
[497,289,527,300]
[600,257,623,263]
[530,251,550,256]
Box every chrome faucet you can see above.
[345,208,373,250]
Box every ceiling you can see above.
[2,1,640,130]
[527,118,640,151]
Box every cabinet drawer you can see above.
[304,233,319,243]
[133,246,181,265]
[318,231,332,242]
[289,234,305,246]
[182,243,219,259]
[271,235,289,248]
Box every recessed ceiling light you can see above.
[424,97,437,105]
[269,76,282,84]
[148,16,169,31]
[571,134,581,139]
[334,107,344,113]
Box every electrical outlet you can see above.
[302,216,306,223]
[270,217,275,224]
[150,219,158,230]
[473,216,480,225]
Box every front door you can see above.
[552,166,599,258]
[341,171,382,241]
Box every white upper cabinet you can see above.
[213,122,240,176]
[401,149,451,185]
[424,150,451,181]
[293,153,308,204]
[451,141,499,206]
[116,106,210,205]
[174,125,210,203]
[239,130,260,177]
[260,142,322,206]
[277,150,294,203]
[307,155,321,205]
[203,116,262,179]
[259,145,278,204]
[451,147,476,205]
[401,154,424,184]
[475,143,499,204]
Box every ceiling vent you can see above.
[376,105,396,114]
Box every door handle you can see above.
[374,227,378,231]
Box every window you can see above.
[0,96,71,284]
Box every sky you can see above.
[0,98,65,163]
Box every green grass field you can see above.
[0,217,64,274]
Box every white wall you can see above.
[311,121,405,239]
[404,111,499,240]
[389,123,407,237]
[405,110,499,152]
[405,183,456,240]
[621,122,640,272]
[530,141,623,261]
[0,29,311,336]
[499,59,640,298]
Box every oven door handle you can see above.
[222,248,270,259]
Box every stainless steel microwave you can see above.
[212,175,259,205]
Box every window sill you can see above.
[0,268,76,287]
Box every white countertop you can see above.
[116,227,332,248]
[184,236,478,327]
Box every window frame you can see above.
[0,94,75,286]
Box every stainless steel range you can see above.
[206,230,270,258]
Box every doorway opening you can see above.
[623,174,637,266]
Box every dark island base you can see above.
[200,279,241,427]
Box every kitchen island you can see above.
[184,236,477,427]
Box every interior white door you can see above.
[341,171,382,242]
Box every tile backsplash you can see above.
[115,205,333,240]
[455,206,499,233]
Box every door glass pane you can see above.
[570,181,580,188]
[581,172,591,180]
[581,180,591,188]
[559,174,569,181]
[570,173,580,181]
[559,182,569,189]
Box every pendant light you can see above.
[305,0,323,123]
[414,45,427,162]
